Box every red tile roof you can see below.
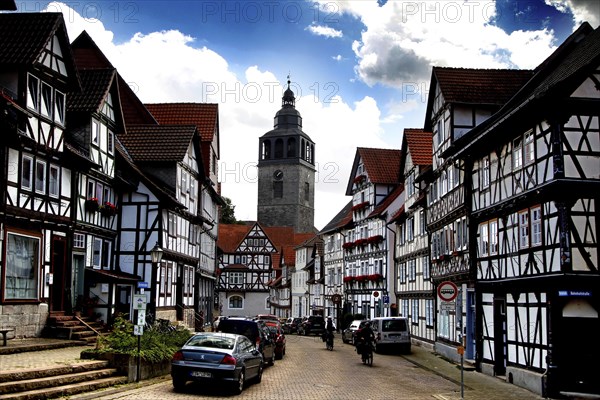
[358,147,402,184]
[432,67,533,105]
[71,31,114,69]
[404,129,432,166]
[145,103,218,142]
[217,224,253,253]
[119,125,197,163]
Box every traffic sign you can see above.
[133,294,147,310]
[437,281,458,302]
[383,295,390,304]
[137,282,149,289]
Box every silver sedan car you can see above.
[171,332,263,394]
[342,320,368,344]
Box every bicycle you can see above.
[357,338,374,366]
[325,332,334,351]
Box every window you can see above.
[408,259,416,281]
[399,262,406,283]
[412,300,419,324]
[21,156,33,190]
[406,171,415,197]
[168,213,177,237]
[93,238,102,268]
[189,224,198,245]
[40,82,52,118]
[229,296,243,309]
[73,233,85,248]
[422,256,430,280]
[91,119,100,145]
[406,217,414,242]
[426,299,434,326]
[519,210,529,249]
[54,90,65,125]
[524,131,535,165]
[479,222,489,256]
[304,182,309,201]
[189,179,195,201]
[489,220,498,255]
[419,210,426,235]
[27,74,39,111]
[531,206,542,246]
[166,265,173,296]
[4,232,40,300]
[402,299,409,319]
[107,129,114,154]
[95,182,104,203]
[181,171,188,194]
[229,272,244,285]
[513,137,523,170]
[273,181,283,198]
[482,157,490,188]
[35,160,46,194]
[49,165,59,197]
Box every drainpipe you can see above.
[386,223,396,317]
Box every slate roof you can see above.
[404,129,432,167]
[145,103,219,142]
[0,13,63,65]
[433,67,533,105]
[119,125,197,163]
[319,200,354,234]
[67,68,115,112]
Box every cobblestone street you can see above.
[65,333,543,400]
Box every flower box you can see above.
[351,201,370,212]
[367,273,383,282]
[343,276,355,283]
[100,202,118,217]
[85,198,99,213]
[354,238,367,247]
[366,235,384,244]
[353,174,366,184]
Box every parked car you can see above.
[342,320,368,344]
[255,314,279,322]
[263,319,286,359]
[283,317,302,334]
[171,332,263,394]
[216,317,277,366]
[371,316,411,353]
[298,315,325,336]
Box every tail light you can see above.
[256,337,261,348]
[172,351,184,361]
[221,354,237,365]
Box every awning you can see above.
[85,268,141,284]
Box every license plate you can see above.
[191,371,211,378]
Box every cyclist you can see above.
[355,321,375,364]
[325,316,335,350]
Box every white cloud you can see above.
[46,2,383,230]
[547,0,600,28]
[306,24,343,38]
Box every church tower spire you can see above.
[257,77,315,233]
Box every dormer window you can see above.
[91,118,100,145]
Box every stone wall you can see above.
[0,303,49,338]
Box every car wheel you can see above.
[172,377,186,392]
[233,369,245,394]
[254,363,263,383]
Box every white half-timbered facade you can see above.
[320,201,353,328]
[217,223,278,317]
[424,67,533,362]
[394,129,435,349]
[0,13,80,336]
[445,23,600,397]
[343,148,402,319]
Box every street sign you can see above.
[134,325,144,336]
[137,309,146,326]
[440,301,456,311]
[372,291,379,298]
[383,295,390,304]
[133,294,147,310]
[437,281,458,302]
[137,282,149,289]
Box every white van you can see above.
[370,317,411,353]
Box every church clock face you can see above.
[273,169,284,180]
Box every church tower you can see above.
[257,78,315,233]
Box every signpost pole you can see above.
[438,281,463,399]
[134,282,148,383]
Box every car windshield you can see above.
[186,334,235,350]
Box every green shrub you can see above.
[82,315,193,363]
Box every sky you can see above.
[14,0,600,230]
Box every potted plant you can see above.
[100,201,118,217]
[85,197,99,213]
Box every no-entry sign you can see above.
[437,281,458,302]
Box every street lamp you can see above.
[149,242,163,323]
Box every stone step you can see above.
[0,376,129,400]
[0,361,108,384]
[0,368,121,395]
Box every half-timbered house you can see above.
[216,223,281,317]
[444,23,600,397]
[0,13,80,336]
[144,103,224,325]
[343,148,403,319]
[300,235,325,317]
[394,128,435,349]
[424,67,533,362]
[320,200,353,328]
